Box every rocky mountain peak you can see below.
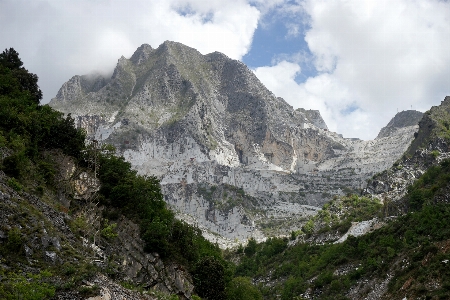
[50,41,420,246]
[376,110,423,139]
[296,108,328,130]
[407,96,450,155]
[130,43,153,65]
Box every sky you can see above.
[1,0,449,140]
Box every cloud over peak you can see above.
[254,0,450,139]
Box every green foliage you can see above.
[7,177,23,191]
[69,215,89,236]
[0,48,230,299]
[3,152,29,178]
[302,219,314,234]
[0,48,85,191]
[193,256,228,300]
[101,220,118,240]
[227,277,263,300]
[234,160,450,299]
[0,271,55,300]
[431,150,440,158]
[0,48,42,104]
[5,227,23,253]
[151,290,180,300]
[301,195,382,236]
[57,261,98,291]
[78,285,100,297]
[98,145,222,269]
[244,238,257,257]
[405,159,450,211]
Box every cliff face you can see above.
[50,41,420,246]
[366,97,450,208]
[376,110,423,139]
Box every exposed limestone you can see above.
[377,110,423,139]
[334,218,384,244]
[50,41,420,247]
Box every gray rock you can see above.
[50,41,418,246]
[24,245,33,257]
[45,251,57,263]
[51,237,61,251]
[41,235,50,248]
[377,110,423,139]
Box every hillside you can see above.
[376,110,424,139]
[0,48,238,300]
[229,97,450,299]
[49,41,421,245]
[1,46,450,300]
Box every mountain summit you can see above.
[377,110,423,139]
[50,41,420,246]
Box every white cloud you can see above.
[2,0,449,140]
[0,0,260,102]
[253,0,450,140]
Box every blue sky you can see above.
[1,0,449,140]
[243,10,316,83]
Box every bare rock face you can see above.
[376,110,423,139]
[296,108,328,130]
[365,97,450,210]
[50,41,418,246]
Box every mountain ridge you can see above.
[50,41,422,246]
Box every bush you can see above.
[7,177,22,191]
[227,277,262,300]
[101,220,118,240]
[244,238,257,257]
[6,227,23,252]
[0,271,55,300]
[193,256,228,300]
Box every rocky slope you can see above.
[365,97,450,210]
[0,167,194,299]
[376,110,423,139]
[50,41,421,246]
[232,98,450,299]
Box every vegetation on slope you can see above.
[407,96,450,155]
[230,159,450,299]
[96,148,235,300]
[0,48,268,300]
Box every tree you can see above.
[244,238,257,257]
[193,256,227,300]
[227,277,263,300]
[0,48,42,104]
[0,48,23,69]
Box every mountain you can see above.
[50,41,421,246]
[376,110,423,139]
[0,50,209,299]
[231,96,450,300]
[3,45,449,300]
[366,96,450,207]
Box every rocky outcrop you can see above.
[0,168,193,299]
[297,108,329,130]
[407,96,450,155]
[376,110,423,139]
[365,97,450,211]
[50,41,419,246]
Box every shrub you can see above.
[101,220,118,240]
[7,177,22,191]
[6,227,22,252]
[193,256,227,300]
[227,277,263,300]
